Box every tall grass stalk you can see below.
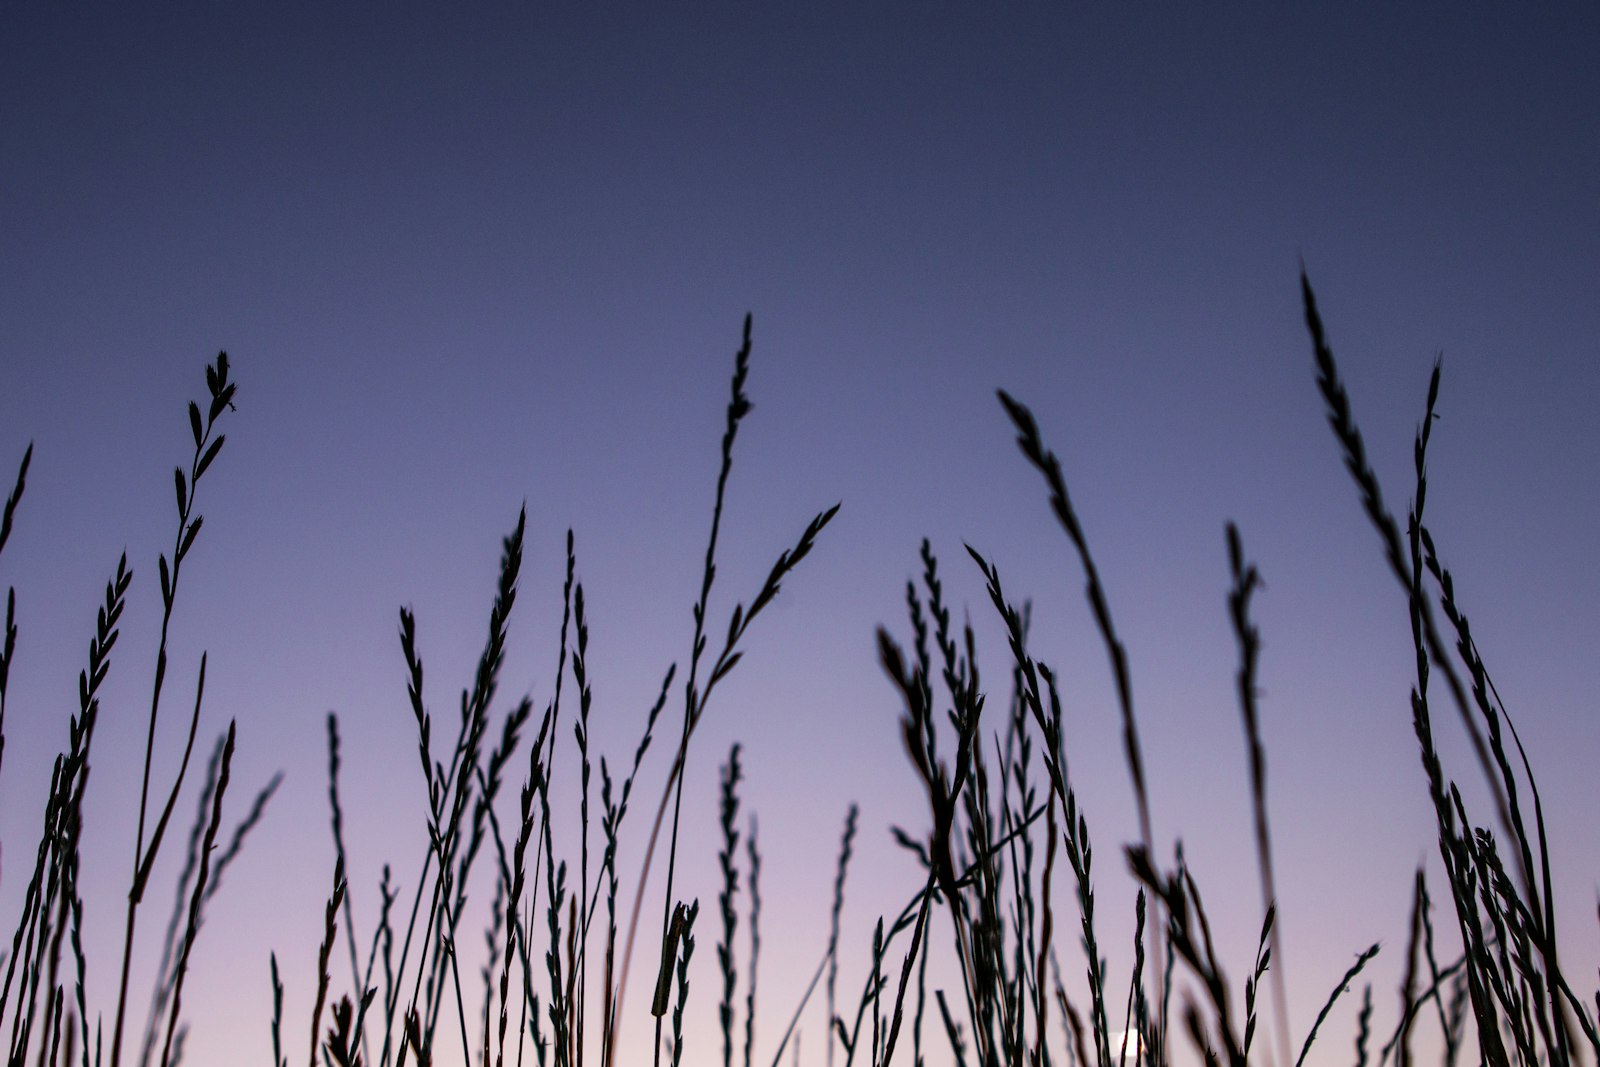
[0,442,31,783]
[1225,523,1291,1067]
[996,388,1164,1034]
[718,744,743,1067]
[744,816,762,1067]
[611,315,837,1066]
[111,354,239,1067]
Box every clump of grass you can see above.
[857,273,1595,1067]
[1,353,280,1067]
[256,314,839,1067]
[1305,273,1598,1067]
[5,284,1594,1067]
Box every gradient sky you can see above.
[3,5,1597,1066]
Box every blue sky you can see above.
[3,5,1597,1065]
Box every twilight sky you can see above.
[2,5,1597,1066]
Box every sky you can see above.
[2,4,1597,1066]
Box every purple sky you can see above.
[3,5,1597,1066]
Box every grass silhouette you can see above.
[0,282,1594,1066]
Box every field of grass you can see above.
[1,274,1595,1067]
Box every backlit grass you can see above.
[0,280,1594,1067]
